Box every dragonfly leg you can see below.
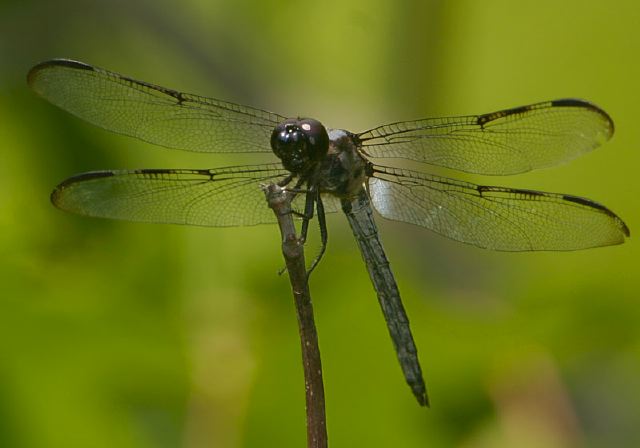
[307,194,328,277]
[278,187,315,276]
[277,173,295,188]
[299,188,316,244]
[284,177,312,220]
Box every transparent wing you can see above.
[369,165,629,251]
[28,59,285,153]
[52,164,297,227]
[52,163,341,227]
[358,99,614,175]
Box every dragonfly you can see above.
[28,59,629,407]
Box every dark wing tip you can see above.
[623,222,631,237]
[551,98,615,137]
[51,171,115,206]
[561,194,630,238]
[477,98,615,139]
[27,59,94,88]
[616,217,631,238]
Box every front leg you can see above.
[299,186,316,245]
[307,194,328,276]
[283,181,329,277]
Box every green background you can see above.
[1,1,639,447]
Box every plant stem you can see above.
[264,183,328,448]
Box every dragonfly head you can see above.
[271,118,329,173]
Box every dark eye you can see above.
[270,118,329,173]
[299,119,329,158]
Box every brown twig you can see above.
[263,183,328,448]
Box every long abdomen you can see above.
[341,189,428,406]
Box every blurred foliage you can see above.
[1,0,639,447]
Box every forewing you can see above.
[359,99,614,175]
[28,59,285,153]
[369,166,629,251]
[51,164,292,227]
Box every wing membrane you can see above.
[28,59,285,153]
[52,164,294,227]
[359,99,613,175]
[369,165,629,251]
[52,163,341,227]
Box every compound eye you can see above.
[270,119,302,159]
[298,119,329,161]
[270,118,329,173]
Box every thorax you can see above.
[313,129,370,198]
